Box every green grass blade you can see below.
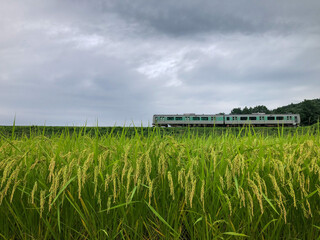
[260,219,278,235]
[50,176,76,207]
[223,232,249,237]
[306,189,318,199]
[262,193,279,215]
[99,201,139,213]
[145,201,179,236]
[0,232,8,240]
[194,217,203,226]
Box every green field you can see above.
[0,125,320,239]
[0,125,314,138]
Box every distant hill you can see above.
[230,98,320,126]
[272,99,320,125]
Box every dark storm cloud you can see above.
[105,0,320,36]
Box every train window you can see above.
[277,116,284,120]
[193,117,200,120]
[155,117,158,120]
[226,117,230,121]
[211,117,215,121]
[176,117,183,120]
[259,116,264,120]
[167,117,174,120]
[233,117,237,120]
[267,117,275,120]
[249,117,256,120]
[201,117,209,121]
[240,117,247,120]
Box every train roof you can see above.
[153,113,300,116]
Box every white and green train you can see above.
[152,113,300,127]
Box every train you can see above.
[152,113,300,127]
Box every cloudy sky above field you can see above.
[1,0,320,125]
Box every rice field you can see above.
[0,125,320,239]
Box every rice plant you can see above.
[0,125,320,239]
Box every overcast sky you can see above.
[1,0,320,126]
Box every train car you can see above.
[153,113,300,127]
[224,113,300,127]
[153,113,224,127]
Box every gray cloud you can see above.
[105,0,320,36]
[0,0,319,125]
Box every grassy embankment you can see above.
[0,125,320,239]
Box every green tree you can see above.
[242,107,251,114]
[272,99,320,125]
[252,105,270,114]
[228,99,320,125]
[300,100,320,125]
[231,108,242,114]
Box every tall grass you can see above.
[0,125,320,239]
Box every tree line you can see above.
[230,99,320,126]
